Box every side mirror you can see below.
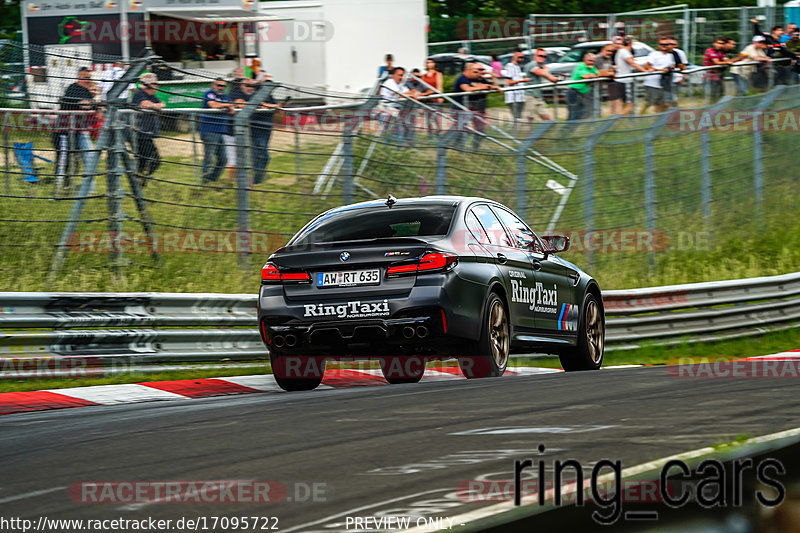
[540,235,570,254]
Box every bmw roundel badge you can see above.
[340,251,350,262]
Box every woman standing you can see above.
[419,58,444,131]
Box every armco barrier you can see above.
[0,272,798,364]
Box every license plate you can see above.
[316,269,380,288]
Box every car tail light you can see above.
[386,252,458,277]
[261,262,311,284]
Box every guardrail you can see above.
[0,272,797,364]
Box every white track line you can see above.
[403,425,800,532]
[42,384,186,405]
[0,486,67,504]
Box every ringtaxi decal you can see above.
[303,300,389,319]
[510,278,559,315]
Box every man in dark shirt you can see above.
[130,72,165,188]
[229,80,281,186]
[751,19,797,85]
[199,78,235,183]
[452,62,499,149]
[52,67,94,189]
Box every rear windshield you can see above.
[291,204,456,245]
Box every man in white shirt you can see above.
[641,38,676,114]
[379,67,419,144]
[614,37,651,115]
[504,52,530,133]
[100,61,130,101]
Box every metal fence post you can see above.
[294,113,301,177]
[436,136,447,195]
[753,86,784,225]
[516,122,555,223]
[699,97,733,231]
[107,118,127,271]
[592,82,600,119]
[643,113,671,270]
[234,81,276,269]
[342,123,355,204]
[49,55,150,280]
[583,117,618,267]
[3,129,8,194]
[190,114,199,182]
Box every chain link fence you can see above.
[1,41,798,294]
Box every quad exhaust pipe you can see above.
[272,335,285,348]
[416,326,429,339]
[402,326,415,339]
[285,334,298,347]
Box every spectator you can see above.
[752,19,797,85]
[199,78,235,184]
[130,73,164,188]
[490,54,503,78]
[594,45,619,115]
[504,52,530,132]
[452,62,500,148]
[641,38,676,114]
[406,68,425,92]
[666,37,688,106]
[378,54,394,78]
[731,35,772,92]
[614,37,650,115]
[566,52,600,120]
[724,38,750,96]
[229,79,280,186]
[52,66,94,189]
[250,59,268,82]
[99,60,130,101]
[525,48,559,121]
[703,37,730,102]
[780,23,798,44]
[380,67,418,144]
[419,58,444,101]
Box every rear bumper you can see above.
[258,278,485,354]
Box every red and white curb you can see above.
[0,366,564,416]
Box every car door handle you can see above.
[532,260,541,271]
[568,272,580,285]
[496,253,507,264]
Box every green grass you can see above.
[0,95,798,295]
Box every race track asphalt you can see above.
[1,365,798,532]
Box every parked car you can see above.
[545,40,655,79]
[428,53,492,76]
[498,47,569,67]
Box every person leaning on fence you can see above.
[725,37,749,96]
[51,66,95,189]
[379,67,419,145]
[751,18,797,86]
[614,37,650,115]
[130,73,164,189]
[566,53,603,121]
[703,37,731,103]
[525,49,559,121]
[503,51,530,133]
[199,78,235,184]
[641,39,677,114]
[731,35,772,92]
[594,45,619,115]
[418,58,444,131]
[229,79,281,186]
[451,62,500,149]
[666,37,688,107]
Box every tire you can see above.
[270,352,324,391]
[559,292,604,371]
[380,356,424,384]
[459,292,510,379]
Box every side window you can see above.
[492,207,539,250]
[465,210,490,245]
[470,205,514,247]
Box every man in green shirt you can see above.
[567,53,601,120]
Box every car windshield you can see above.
[291,204,457,245]
[559,47,601,62]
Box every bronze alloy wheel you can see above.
[489,299,510,368]
[585,298,604,363]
